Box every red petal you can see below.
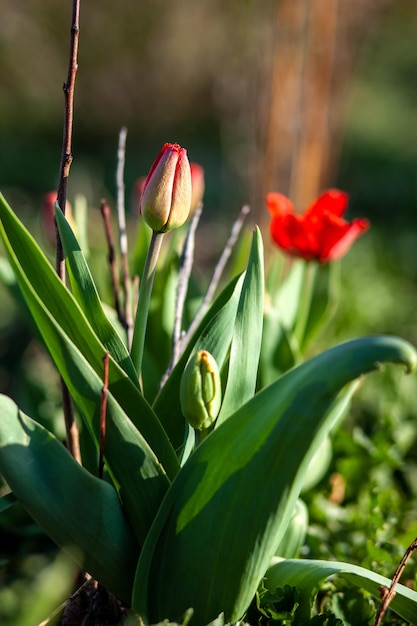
[270,213,318,260]
[305,189,349,220]
[266,193,295,218]
[317,214,370,262]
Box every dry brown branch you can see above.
[55,0,81,463]
[100,199,123,324]
[98,353,110,480]
[373,536,417,626]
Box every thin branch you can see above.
[100,199,123,324]
[60,380,81,462]
[184,204,250,344]
[56,0,80,277]
[55,0,81,463]
[172,204,203,362]
[373,536,417,626]
[98,352,110,480]
[116,127,133,349]
[160,204,203,388]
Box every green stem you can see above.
[131,230,164,383]
[294,261,317,350]
[194,428,210,447]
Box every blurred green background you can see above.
[0,1,416,230]
[1,3,417,623]
[1,0,417,353]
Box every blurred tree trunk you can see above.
[259,0,391,218]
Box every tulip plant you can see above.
[0,140,417,626]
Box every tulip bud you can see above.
[190,162,205,215]
[180,350,222,431]
[140,143,192,233]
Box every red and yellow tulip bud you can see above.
[180,350,221,431]
[140,143,192,233]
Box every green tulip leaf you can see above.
[0,192,178,480]
[217,227,264,424]
[0,395,138,602]
[264,556,417,623]
[132,335,416,624]
[0,192,179,544]
[55,206,138,382]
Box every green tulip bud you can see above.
[180,350,221,431]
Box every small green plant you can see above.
[0,158,416,624]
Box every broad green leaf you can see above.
[1,281,170,544]
[153,273,244,452]
[0,395,138,602]
[132,335,416,624]
[216,227,264,424]
[0,194,179,543]
[0,192,179,480]
[55,207,138,382]
[264,557,417,623]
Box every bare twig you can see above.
[184,204,250,344]
[98,353,110,480]
[116,127,133,348]
[55,0,81,463]
[373,536,417,626]
[100,199,123,324]
[172,204,203,362]
[160,204,203,388]
[56,0,80,277]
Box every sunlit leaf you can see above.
[265,556,417,623]
[217,227,264,424]
[133,336,416,623]
[55,207,138,382]
[0,396,138,602]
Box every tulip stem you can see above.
[294,261,317,349]
[131,230,164,386]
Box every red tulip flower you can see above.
[266,189,370,262]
